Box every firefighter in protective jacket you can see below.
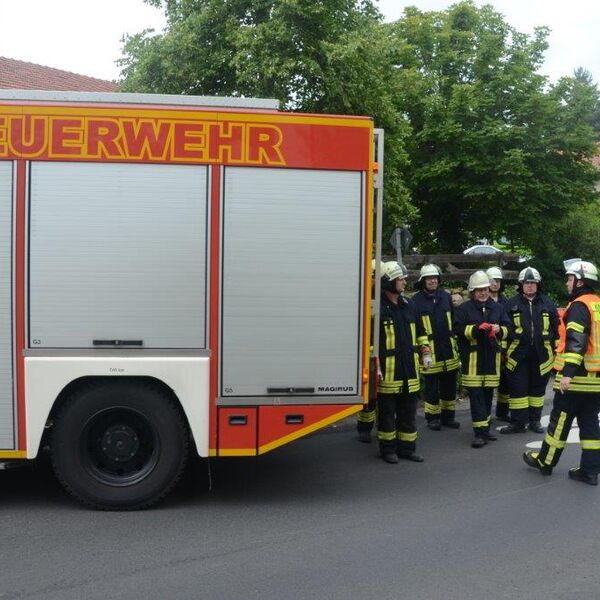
[453,271,512,448]
[376,261,424,464]
[500,267,559,434]
[487,266,510,421]
[412,264,461,430]
[524,260,600,485]
[357,261,384,443]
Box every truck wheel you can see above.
[51,381,189,510]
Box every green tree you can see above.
[118,0,415,225]
[388,2,599,253]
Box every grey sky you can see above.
[0,0,598,85]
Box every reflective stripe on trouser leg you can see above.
[507,358,532,426]
[423,374,441,421]
[528,368,551,424]
[439,370,458,423]
[469,387,491,435]
[396,391,418,455]
[357,404,376,433]
[577,394,600,474]
[537,392,573,467]
[496,369,510,417]
[377,392,399,454]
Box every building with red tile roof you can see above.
[0,56,118,92]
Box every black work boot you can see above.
[427,420,441,431]
[471,436,487,448]
[357,430,372,443]
[398,452,424,463]
[499,423,526,434]
[481,430,497,441]
[380,452,399,464]
[442,419,461,429]
[522,451,552,475]
[568,468,598,486]
[528,421,544,434]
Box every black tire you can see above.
[51,380,189,510]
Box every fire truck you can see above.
[0,90,383,509]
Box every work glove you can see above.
[478,322,492,332]
[422,353,433,370]
[488,328,497,339]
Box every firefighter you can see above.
[487,266,510,422]
[524,260,600,485]
[412,264,461,430]
[453,271,512,448]
[357,260,385,443]
[500,267,559,434]
[376,261,423,464]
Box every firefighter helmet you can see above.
[518,267,541,283]
[468,270,491,292]
[381,261,408,291]
[418,263,442,282]
[564,260,599,286]
[486,267,503,281]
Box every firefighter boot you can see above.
[427,420,441,431]
[398,452,424,463]
[481,430,497,441]
[499,423,526,434]
[529,421,544,434]
[471,436,487,448]
[441,419,461,429]
[523,451,552,475]
[380,452,399,464]
[568,468,598,486]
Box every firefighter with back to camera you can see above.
[376,261,424,464]
[524,260,600,485]
[500,267,559,435]
[411,264,461,431]
[453,271,512,448]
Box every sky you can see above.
[0,0,598,85]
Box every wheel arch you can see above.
[41,376,194,456]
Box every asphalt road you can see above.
[1,401,600,600]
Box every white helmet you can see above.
[518,267,541,283]
[419,263,442,281]
[486,267,503,281]
[381,261,408,291]
[468,270,491,292]
[564,259,599,285]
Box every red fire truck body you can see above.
[0,90,376,508]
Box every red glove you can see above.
[478,322,492,332]
[488,328,497,339]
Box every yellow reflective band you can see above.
[424,402,441,415]
[581,439,600,450]
[465,325,476,341]
[417,335,429,346]
[513,313,523,335]
[398,431,418,442]
[563,352,584,365]
[509,397,529,410]
[482,375,500,387]
[468,349,477,377]
[377,431,396,441]
[357,411,376,423]
[542,313,550,335]
[544,411,567,465]
[500,326,508,340]
[384,320,396,383]
[440,400,455,410]
[528,396,545,408]
[566,321,585,333]
[472,419,489,428]
[543,434,566,450]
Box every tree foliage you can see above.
[118,0,414,222]
[118,0,599,272]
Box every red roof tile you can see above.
[0,56,118,92]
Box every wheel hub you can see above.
[101,424,140,462]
